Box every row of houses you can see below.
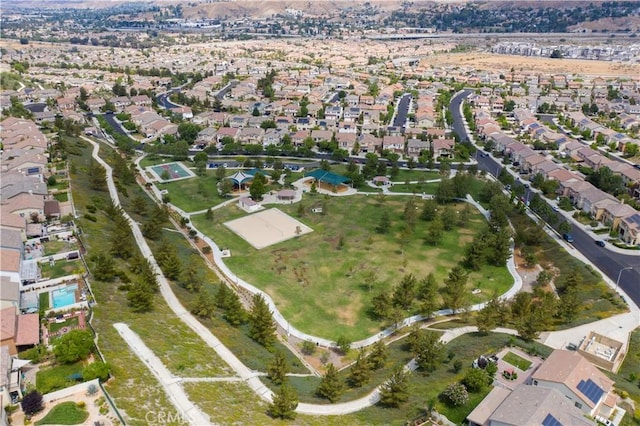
[476,109,640,246]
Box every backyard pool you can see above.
[52,284,78,309]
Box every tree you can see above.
[21,390,44,416]
[348,350,372,387]
[249,294,276,348]
[316,363,344,402]
[336,336,351,355]
[558,220,572,235]
[53,329,94,363]
[219,178,233,197]
[191,291,216,319]
[442,383,469,406]
[409,329,444,372]
[403,198,418,231]
[301,340,316,356]
[224,291,247,326]
[392,274,417,310]
[83,361,111,381]
[463,368,491,392]
[91,252,116,281]
[376,209,391,234]
[424,216,444,246]
[368,341,389,370]
[371,291,392,320]
[418,273,438,317]
[89,160,107,191]
[249,174,267,201]
[421,199,438,221]
[268,383,298,420]
[442,266,468,312]
[267,350,289,385]
[379,365,410,407]
[127,278,155,313]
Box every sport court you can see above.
[224,208,313,249]
[147,161,195,182]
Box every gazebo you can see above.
[226,171,253,191]
[305,169,351,192]
[276,189,296,201]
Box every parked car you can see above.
[552,205,560,212]
[595,415,613,426]
[562,233,574,243]
[595,240,606,247]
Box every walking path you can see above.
[113,323,212,425]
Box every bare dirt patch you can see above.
[427,52,640,77]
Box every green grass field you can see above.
[193,194,512,341]
[502,351,532,370]
[156,169,231,212]
[36,362,84,394]
[35,401,89,425]
[39,259,84,279]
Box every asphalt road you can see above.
[101,113,128,136]
[392,93,412,128]
[450,90,640,307]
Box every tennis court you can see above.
[224,208,313,249]
[147,161,195,182]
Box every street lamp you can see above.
[615,267,633,293]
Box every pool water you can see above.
[52,284,78,309]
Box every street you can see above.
[449,91,640,308]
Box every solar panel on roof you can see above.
[577,379,604,405]
[542,413,563,426]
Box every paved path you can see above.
[113,323,212,425]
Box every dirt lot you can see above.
[427,52,640,77]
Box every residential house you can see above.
[531,349,617,418]
[336,133,357,152]
[468,384,593,426]
[237,128,265,145]
[215,127,239,143]
[311,130,333,144]
[0,307,39,356]
[600,201,637,231]
[618,213,640,245]
[358,133,381,153]
[432,139,455,158]
[382,135,405,153]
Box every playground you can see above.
[224,208,313,249]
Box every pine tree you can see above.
[267,350,289,385]
[223,291,247,326]
[178,260,202,292]
[191,291,216,319]
[392,274,417,310]
[268,383,298,420]
[369,340,389,370]
[316,363,344,403]
[379,365,410,407]
[442,266,468,313]
[348,350,372,387]
[249,294,276,348]
[127,278,154,313]
[215,283,230,308]
[418,273,438,317]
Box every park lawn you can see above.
[139,155,178,169]
[36,361,84,394]
[502,351,532,371]
[39,259,84,280]
[387,182,440,194]
[183,381,364,425]
[392,169,442,183]
[35,401,89,425]
[192,194,512,341]
[156,169,231,212]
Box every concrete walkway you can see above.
[113,323,212,425]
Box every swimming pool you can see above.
[52,284,78,309]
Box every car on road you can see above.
[523,183,530,189]
[562,233,574,243]
[552,205,560,212]
[505,184,511,191]
[480,152,488,157]
[595,240,606,247]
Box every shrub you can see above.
[442,383,469,406]
[301,340,316,356]
[76,401,86,408]
[86,384,98,396]
[21,390,44,416]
